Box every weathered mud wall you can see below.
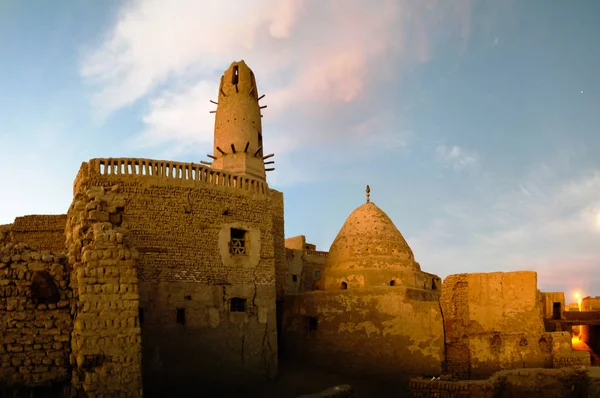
[441,272,581,379]
[283,287,444,377]
[271,190,286,302]
[11,215,67,252]
[73,159,279,394]
[284,248,328,295]
[0,243,72,389]
[66,186,143,397]
[0,225,11,245]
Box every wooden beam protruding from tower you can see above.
[200,161,212,166]
[216,147,225,155]
[263,153,274,160]
[244,142,250,153]
[265,168,275,172]
[210,100,218,105]
[207,154,217,160]
[258,94,265,101]
[253,147,262,157]
[264,161,274,165]
[231,144,236,153]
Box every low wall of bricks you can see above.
[0,242,72,389]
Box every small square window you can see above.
[176,308,185,325]
[305,316,318,332]
[230,228,247,255]
[292,275,298,282]
[231,297,247,312]
[314,270,321,280]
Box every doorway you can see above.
[553,302,562,320]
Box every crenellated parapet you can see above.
[73,158,269,197]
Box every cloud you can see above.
[435,144,479,170]
[81,0,474,164]
[411,164,600,295]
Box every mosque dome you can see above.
[320,186,425,290]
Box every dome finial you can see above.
[366,185,371,203]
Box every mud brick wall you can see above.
[0,225,11,245]
[410,378,494,398]
[66,186,142,397]
[283,288,445,378]
[440,274,471,378]
[11,215,67,252]
[73,161,279,394]
[0,242,72,388]
[271,190,286,301]
[553,351,591,368]
[441,272,551,379]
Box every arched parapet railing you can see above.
[305,250,329,257]
[75,158,268,196]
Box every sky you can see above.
[1,0,599,298]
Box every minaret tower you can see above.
[208,60,271,181]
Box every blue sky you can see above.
[1,0,600,298]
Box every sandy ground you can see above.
[155,360,412,398]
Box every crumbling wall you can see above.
[283,287,444,378]
[65,186,143,397]
[0,242,72,389]
[441,272,571,379]
[11,215,67,252]
[73,158,279,395]
[0,224,11,245]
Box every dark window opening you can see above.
[81,354,104,370]
[231,65,239,85]
[553,302,562,320]
[257,132,263,156]
[341,281,348,290]
[176,308,185,325]
[230,228,247,255]
[292,275,298,283]
[432,278,437,290]
[390,280,396,286]
[139,308,144,324]
[184,295,192,300]
[306,316,318,332]
[314,270,321,280]
[31,271,60,304]
[231,297,247,312]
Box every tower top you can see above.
[366,185,371,203]
[209,61,271,181]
